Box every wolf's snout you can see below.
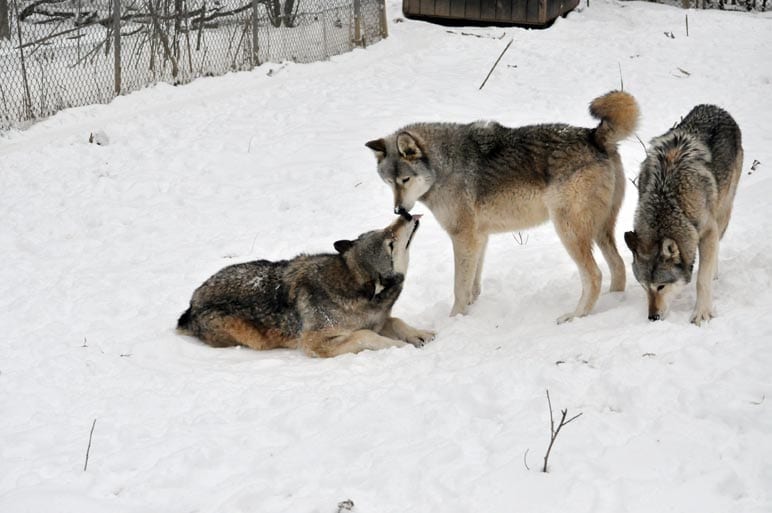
[396,206,412,221]
[648,313,661,321]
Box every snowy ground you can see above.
[2,1,772,512]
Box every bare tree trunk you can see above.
[0,0,10,41]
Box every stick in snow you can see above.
[479,38,513,90]
[83,418,96,471]
[542,390,582,472]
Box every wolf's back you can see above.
[677,104,742,182]
[589,91,639,152]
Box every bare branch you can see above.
[83,418,97,471]
[542,389,582,472]
[479,38,513,90]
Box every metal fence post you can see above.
[0,0,10,40]
[252,0,260,66]
[113,0,121,94]
[378,0,388,38]
[353,0,361,46]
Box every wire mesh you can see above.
[0,0,388,130]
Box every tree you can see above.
[0,0,11,41]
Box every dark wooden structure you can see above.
[402,0,579,26]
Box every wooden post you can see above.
[12,0,33,119]
[113,0,121,94]
[378,0,388,38]
[252,0,259,66]
[0,0,10,41]
[353,0,361,46]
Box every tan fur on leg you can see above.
[691,224,719,326]
[450,230,486,316]
[380,317,435,347]
[301,329,406,358]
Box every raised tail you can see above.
[589,91,639,152]
[177,307,193,334]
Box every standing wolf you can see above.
[624,105,743,325]
[177,215,434,357]
[366,91,638,322]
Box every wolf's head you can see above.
[624,232,694,321]
[365,131,435,214]
[334,215,422,300]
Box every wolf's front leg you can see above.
[380,317,435,347]
[301,329,406,358]
[691,227,719,326]
[450,231,486,316]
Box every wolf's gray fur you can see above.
[624,104,743,325]
[177,216,434,357]
[367,91,639,322]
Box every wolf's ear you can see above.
[661,238,681,262]
[396,132,423,161]
[624,231,638,253]
[334,240,354,254]
[365,139,386,160]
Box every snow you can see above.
[1,1,772,512]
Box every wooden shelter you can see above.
[402,0,579,26]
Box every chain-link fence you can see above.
[0,0,387,130]
[629,0,767,10]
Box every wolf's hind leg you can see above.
[380,317,435,347]
[552,213,602,324]
[471,235,489,301]
[301,329,406,358]
[196,313,283,350]
[596,226,625,292]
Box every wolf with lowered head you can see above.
[366,91,638,322]
[625,104,743,326]
[177,215,434,357]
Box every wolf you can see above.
[624,104,743,325]
[366,91,639,322]
[177,215,435,357]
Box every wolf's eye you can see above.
[388,240,394,251]
[657,285,665,292]
[400,176,411,185]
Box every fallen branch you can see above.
[83,418,97,471]
[479,38,513,90]
[542,390,582,473]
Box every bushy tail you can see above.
[177,307,193,334]
[589,91,639,152]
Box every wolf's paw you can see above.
[556,313,575,324]
[450,302,469,317]
[690,306,715,326]
[405,329,436,348]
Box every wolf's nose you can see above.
[648,314,661,321]
[396,207,412,221]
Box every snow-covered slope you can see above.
[1,1,771,512]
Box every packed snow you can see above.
[1,1,771,512]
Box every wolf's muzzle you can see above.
[395,206,412,221]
